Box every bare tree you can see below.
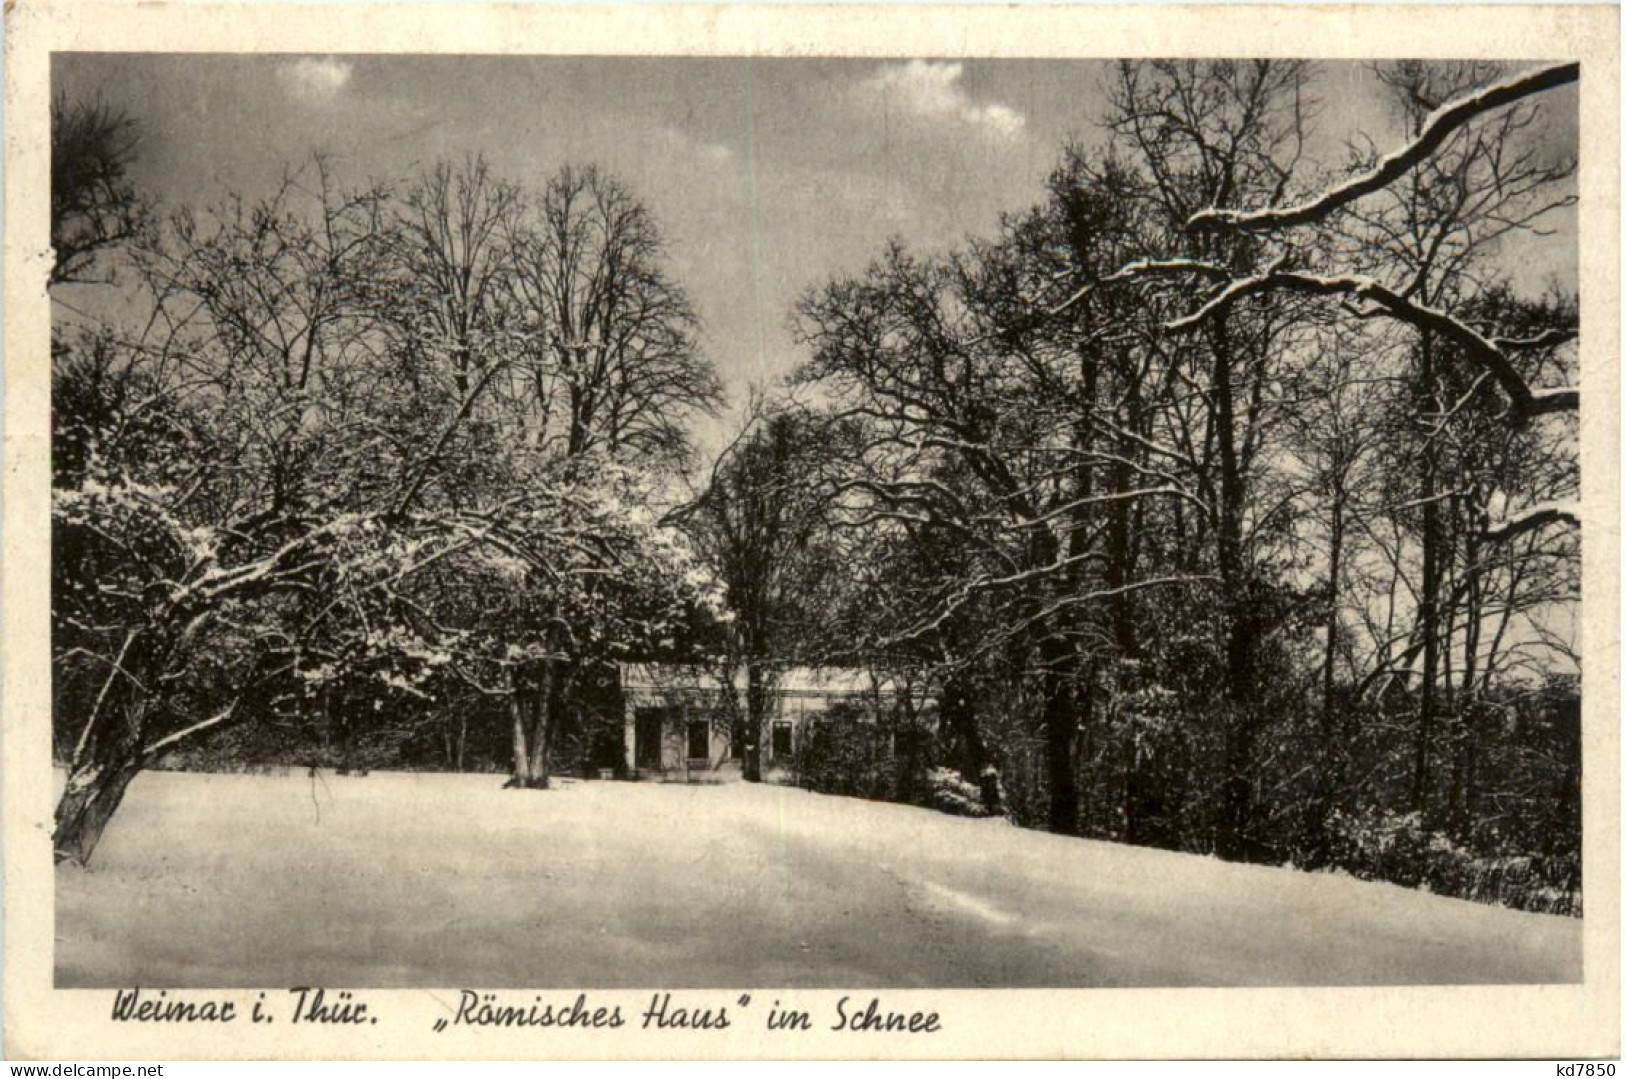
[795,162,1215,836]
[676,407,841,781]
[503,165,721,471]
[51,95,146,286]
[1102,59,1320,858]
[48,154,725,858]
[390,154,522,399]
[1157,62,1579,431]
[1112,61,1578,825]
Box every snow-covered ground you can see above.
[55,769,1581,988]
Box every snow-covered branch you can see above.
[1187,62,1580,233]
[1481,502,1580,542]
[1048,258,1229,316]
[143,699,241,759]
[1495,328,1579,351]
[1164,270,1578,421]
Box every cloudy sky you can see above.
[55,55,1577,449]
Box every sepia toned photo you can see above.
[5,0,1618,1061]
[45,47,1585,989]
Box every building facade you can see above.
[619,665,896,779]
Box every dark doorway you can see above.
[588,718,626,777]
[686,717,710,760]
[635,707,665,770]
[772,721,793,760]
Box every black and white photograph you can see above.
[7,1,1618,1060]
[43,46,1588,990]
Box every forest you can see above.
[50,60,1581,915]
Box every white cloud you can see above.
[866,60,1026,139]
[659,125,735,165]
[278,58,353,102]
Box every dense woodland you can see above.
[51,62,1581,914]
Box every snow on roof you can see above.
[621,664,895,697]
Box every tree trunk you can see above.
[743,660,765,783]
[1321,503,1344,729]
[1311,490,1346,864]
[1448,531,1485,839]
[1121,731,1139,844]
[940,670,986,780]
[1413,328,1440,822]
[1217,692,1258,861]
[53,633,155,865]
[508,671,533,788]
[526,662,553,789]
[1448,702,1481,841]
[940,669,1001,814]
[54,751,143,866]
[1109,385,1142,845]
[1210,315,1260,862]
[1108,374,1141,664]
[1040,634,1081,837]
[507,658,556,790]
[335,689,355,776]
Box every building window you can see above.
[772,721,793,759]
[634,707,666,770]
[687,718,710,760]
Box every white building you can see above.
[619,664,917,779]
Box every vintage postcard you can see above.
[3,0,1619,1061]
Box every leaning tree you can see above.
[50,156,724,861]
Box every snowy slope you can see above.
[54,770,1581,988]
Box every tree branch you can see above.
[1481,502,1580,542]
[1165,269,1578,420]
[1187,62,1580,232]
[143,699,241,759]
